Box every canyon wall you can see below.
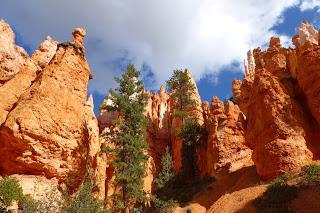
[0,19,102,205]
[1,18,320,210]
[98,71,253,198]
[233,21,320,179]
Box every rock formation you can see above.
[244,50,255,80]
[294,22,320,125]
[145,86,171,176]
[0,22,99,193]
[3,18,320,212]
[98,70,253,193]
[0,36,58,126]
[31,36,58,68]
[233,21,320,179]
[0,19,29,86]
[201,97,252,178]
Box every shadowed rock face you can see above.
[0,26,97,190]
[233,21,320,179]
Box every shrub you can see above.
[0,177,24,206]
[173,110,189,118]
[178,120,204,146]
[300,163,320,185]
[254,174,298,213]
[151,196,178,213]
[19,194,39,213]
[64,180,109,213]
[156,175,214,204]
[178,120,206,179]
[267,173,291,191]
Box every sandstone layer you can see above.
[0,26,98,191]
[0,19,28,85]
[233,21,320,179]
[201,97,252,178]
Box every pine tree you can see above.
[178,120,204,179]
[102,64,148,213]
[166,69,196,117]
[166,69,201,180]
[155,146,174,189]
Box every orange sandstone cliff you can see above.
[0,20,102,209]
[233,21,320,180]
[1,18,320,213]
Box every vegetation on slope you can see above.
[254,163,320,213]
[0,177,38,212]
[64,176,109,213]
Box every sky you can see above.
[1,0,320,115]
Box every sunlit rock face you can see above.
[4,16,320,210]
[0,26,98,191]
[0,19,29,86]
[0,35,58,126]
[294,22,320,125]
[233,21,320,179]
[31,36,58,68]
[200,97,252,178]
[99,70,254,190]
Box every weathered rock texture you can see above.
[5,18,320,210]
[31,36,58,68]
[98,71,253,196]
[12,175,63,212]
[0,22,100,193]
[0,19,29,85]
[201,97,252,178]
[233,21,320,179]
[145,86,171,170]
[0,36,58,126]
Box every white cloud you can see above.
[300,0,320,11]
[0,0,303,94]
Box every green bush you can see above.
[254,174,298,213]
[0,177,24,206]
[178,120,206,180]
[151,196,178,213]
[178,120,204,146]
[300,163,320,185]
[173,110,189,118]
[156,175,214,204]
[0,177,38,212]
[19,194,39,213]
[64,179,109,213]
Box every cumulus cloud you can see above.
[300,0,320,11]
[0,0,310,93]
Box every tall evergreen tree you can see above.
[166,69,201,180]
[102,64,148,213]
[155,146,174,189]
[166,69,196,115]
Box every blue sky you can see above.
[1,0,320,115]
